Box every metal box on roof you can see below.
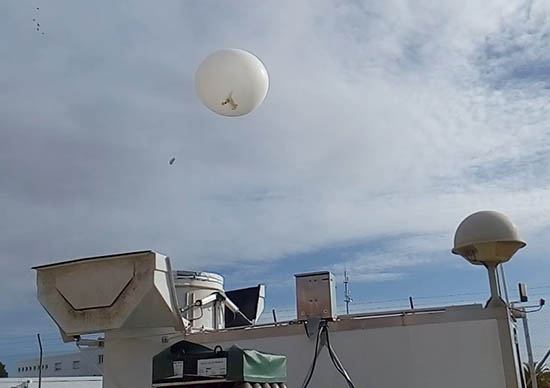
[295,271,336,320]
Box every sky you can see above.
[2,0,550,375]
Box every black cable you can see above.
[328,343,355,387]
[324,325,356,388]
[302,321,357,388]
[302,323,324,388]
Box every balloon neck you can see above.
[221,92,238,111]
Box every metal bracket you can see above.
[304,317,322,338]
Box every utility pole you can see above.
[344,270,352,315]
[37,333,43,388]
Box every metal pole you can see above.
[485,264,505,307]
[500,264,511,305]
[344,270,351,315]
[37,333,43,388]
[213,299,218,329]
[272,309,277,323]
[522,309,538,388]
[409,296,415,310]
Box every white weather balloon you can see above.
[195,48,269,117]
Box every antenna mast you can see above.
[344,270,352,315]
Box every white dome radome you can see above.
[452,210,526,265]
[195,49,269,117]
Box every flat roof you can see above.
[186,303,501,344]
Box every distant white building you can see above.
[0,376,102,388]
[15,348,103,378]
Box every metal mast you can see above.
[344,270,352,315]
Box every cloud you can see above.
[1,0,550,316]
[328,233,450,283]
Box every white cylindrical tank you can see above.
[173,271,225,330]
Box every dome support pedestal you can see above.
[485,263,506,308]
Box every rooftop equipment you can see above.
[452,210,526,307]
[294,272,355,387]
[152,341,287,387]
[224,285,266,328]
[295,271,337,321]
[174,271,226,331]
[33,251,186,339]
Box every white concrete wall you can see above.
[198,317,519,388]
[16,307,518,388]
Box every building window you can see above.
[73,360,80,370]
[46,364,48,369]
[55,362,62,371]
[98,354,104,364]
[33,366,36,370]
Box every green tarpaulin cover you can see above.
[152,341,286,383]
[227,346,287,383]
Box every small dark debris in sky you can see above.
[34,9,42,35]
[169,157,176,165]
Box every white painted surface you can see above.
[35,251,185,336]
[173,271,225,330]
[201,319,515,388]
[102,328,171,388]
[93,307,520,388]
[13,309,521,388]
[55,259,134,310]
